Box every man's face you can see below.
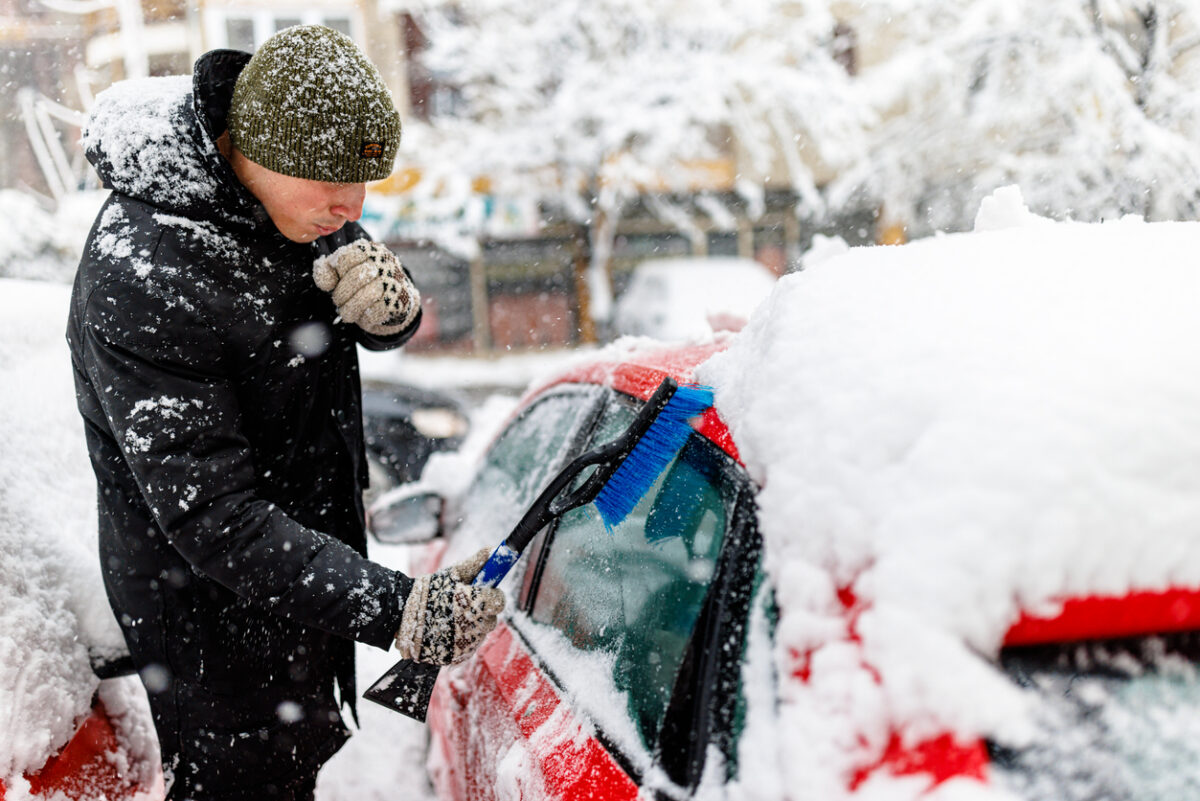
[228,148,367,243]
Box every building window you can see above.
[402,12,465,121]
[324,16,352,37]
[207,9,361,52]
[225,18,255,53]
[832,21,857,76]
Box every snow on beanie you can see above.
[227,25,401,183]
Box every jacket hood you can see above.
[83,50,259,225]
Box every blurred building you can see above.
[378,9,876,354]
[1,1,875,355]
[1,0,409,200]
[0,0,87,192]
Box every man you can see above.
[67,25,503,800]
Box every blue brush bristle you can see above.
[593,383,714,530]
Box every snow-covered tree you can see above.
[391,0,864,324]
[387,0,1200,323]
[835,0,1200,236]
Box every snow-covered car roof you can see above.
[696,189,1200,798]
[612,256,777,341]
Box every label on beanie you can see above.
[360,141,384,159]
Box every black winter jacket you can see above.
[67,50,415,791]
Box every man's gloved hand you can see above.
[394,547,506,666]
[313,239,421,336]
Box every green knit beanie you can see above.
[227,25,401,183]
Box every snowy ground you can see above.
[316,547,437,801]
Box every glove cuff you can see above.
[394,574,430,661]
[359,319,411,337]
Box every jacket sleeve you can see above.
[78,278,409,650]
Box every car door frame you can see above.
[427,381,618,800]
[510,386,765,796]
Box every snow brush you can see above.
[365,376,714,720]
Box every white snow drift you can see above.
[701,186,1200,798]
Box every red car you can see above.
[370,330,1200,800]
[371,341,743,799]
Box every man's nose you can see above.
[331,184,366,222]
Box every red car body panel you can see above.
[541,341,728,403]
[1004,586,1200,646]
[851,734,990,791]
[0,701,151,801]
[428,625,639,801]
[847,586,1200,791]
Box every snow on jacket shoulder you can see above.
[67,49,415,707]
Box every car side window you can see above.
[449,388,602,551]
[528,396,739,751]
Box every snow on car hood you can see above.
[699,187,1200,799]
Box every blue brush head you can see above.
[592,382,714,531]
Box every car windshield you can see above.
[527,396,740,752]
[992,631,1200,800]
[450,387,602,547]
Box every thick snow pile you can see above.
[0,279,151,782]
[700,187,1200,799]
[0,193,59,280]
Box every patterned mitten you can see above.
[394,548,506,666]
[313,239,421,336]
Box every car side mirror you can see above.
[368,486,444,545]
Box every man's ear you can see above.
[216,130,232,159]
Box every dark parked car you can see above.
[361,383,470,493]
